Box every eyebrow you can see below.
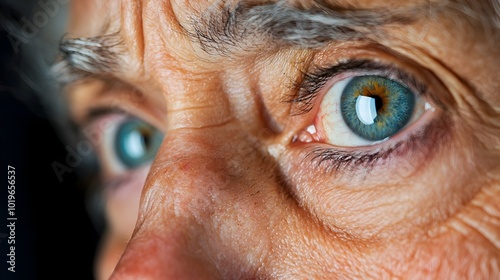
[53,32,124,85]
[191,0,422,55]
[55,0,427,83]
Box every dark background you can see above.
[0,0,101,279]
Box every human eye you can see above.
[84,109,164,182]
[291,59,442,172]
[112,117,163,169]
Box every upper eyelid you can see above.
[82,107,131,128]
[286,59,430,115]
[70,76,153,128]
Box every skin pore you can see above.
[62,0,499,279]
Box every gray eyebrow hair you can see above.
[54,0,415,84]
[53,32,124,85]
[191,0,421,55]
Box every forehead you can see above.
[67,0,429,36]
[63,0,499,104]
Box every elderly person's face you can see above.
[61,0,499,279]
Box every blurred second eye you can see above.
[114,119,164,168]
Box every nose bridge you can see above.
[138,77,245,220]
[110,117,270,278]
[146,126,251,219]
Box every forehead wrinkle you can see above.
[67,0,114,38]
[140,0,205,78]
[121,0,145,54]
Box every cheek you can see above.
[96,167,150,279]
[280,125,484,241]
[105,166,150,240]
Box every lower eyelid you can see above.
[300,110,448,175]
[102,164,150,195]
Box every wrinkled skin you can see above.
[65,0,500,279]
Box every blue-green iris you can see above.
[340,76,415,141]
[114,119,163,168]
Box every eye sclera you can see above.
[88,113,129,176]
[293,71,437,149]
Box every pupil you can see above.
[372,95,383,111]
[141,129,151,149]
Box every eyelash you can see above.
[291,59,445,173]
[288,59,428,115]
[304,118,445,173]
